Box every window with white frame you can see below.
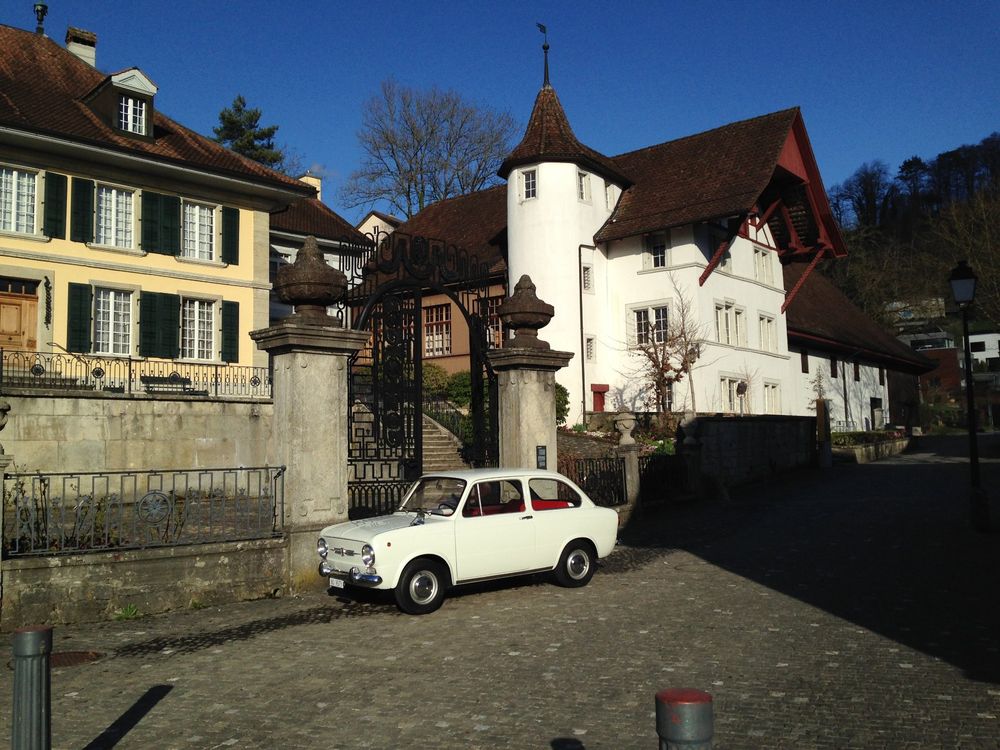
[577,171,590,202]
[605,181,615,210]
[758,314,776,352]
[720,376,740,412]
[644,232,668,269]
[634,308,651,346]
[181,298,214,360]
[0,166,36,234]
[753,247,774,284]
[734,308,746,346]
[94,288,132,355]
[423,304,452,357]
[631,304,669,346]
[119,95,146,135]
[581,264,593,292]
[715,301,744,345]
[585,336,595,361]
[521,169,537,200]
[483,296,504,348]
[182,201,215,260]
[763,382,780,413]
[652,306,669,343]
[95,184,134,248]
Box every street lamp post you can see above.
[948,260,990,531]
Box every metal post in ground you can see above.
[11,625,53,750]
[655,688,713,749]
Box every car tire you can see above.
[554,539,596,588]
[394,558,448,615]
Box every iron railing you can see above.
[638,454,686,505]
[560,457,627,507]
[2,465,285,557]
[348,479,412,519]
[0,349,272,399]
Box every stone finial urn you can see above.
[497,275,554,349]
[614,412,637,446]
[273,235,347,321]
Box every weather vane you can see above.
[536,23,550,86]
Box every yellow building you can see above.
[0,23,312,392]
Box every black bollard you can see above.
[655,688,713,749]
[11,625,53,750]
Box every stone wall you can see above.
[1,537,287,631]
[3,390,275,472]
[695,415,817,487]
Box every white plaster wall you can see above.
[789,349,890,429]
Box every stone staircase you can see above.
[422,414,470,472]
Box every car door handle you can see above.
[521,515,533,520]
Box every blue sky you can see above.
[4,1,997,223]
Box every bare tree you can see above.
[626,276,704,416]
[341,80,519,218]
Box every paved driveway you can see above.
[3,435,1000,749]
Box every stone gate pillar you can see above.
[250,237,368,593]
[487,276,572,470]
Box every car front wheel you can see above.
[394,558,447,614]
[554,539,596,588]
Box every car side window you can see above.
[463,480,523,518]
[528,478,582,511]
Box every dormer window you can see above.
[119,95,146,135]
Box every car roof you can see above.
[419,468,572,482]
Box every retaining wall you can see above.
[695,415,817,487]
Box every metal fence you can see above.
[2,466,285,557]
[0,349,272,399]
[348,479,412,519]
[560,457,627,507]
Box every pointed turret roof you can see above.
[498,77,631,186]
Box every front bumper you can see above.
[318,560,383,586]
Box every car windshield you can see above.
[400,477,467,515]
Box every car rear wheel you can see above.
[554,539,596,588]
[394,558,447,614]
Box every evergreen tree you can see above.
[213,95,285,171]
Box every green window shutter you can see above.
[141,193,180,255]
[70,178,94,243]
[161,195,180,255]
[221,301,239,363]
[141,191,161,252]
[66,283,92,353]
[221,206,240,265]
[139,292,180,358]
[43,172,67,239]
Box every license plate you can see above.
[329,577,345,590]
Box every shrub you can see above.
[446,371,472,407]
[422,363,450,399]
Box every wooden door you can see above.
[0,293,38,350]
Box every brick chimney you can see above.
[65,27,97,68]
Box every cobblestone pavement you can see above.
[3,435,1000,749]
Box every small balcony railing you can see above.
[0,349,272,399]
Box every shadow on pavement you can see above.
[81,684,172,749]
[619,434,1000,684]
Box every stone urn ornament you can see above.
[273,235,347,322]
[614,412,637,446]
[497,275,554,349]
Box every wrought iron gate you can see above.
[342,231,502,517]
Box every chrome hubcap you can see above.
[568,550,590,579]
[410,571,438,604]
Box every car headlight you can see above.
[361,544,375,566]
[317,538,328,558]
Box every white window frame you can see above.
[521,169,537,201]
[633,308,651,346]
[95,183,135,249]
[643,232,668,270]
[720,375,740,412]
[763,381,781,413]
[182,201,216,261]
[423,303,452,357]
[715,301,735,345]
[0,165,37,234]
[629,301,671,347]
[119,95,146,135]
[577,171,591,202]
[181,298,215,360]
[758,314,776,353]
[605,181,615,210]
[93,287,133,356]
[754,247,774,285]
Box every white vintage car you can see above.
[317,468,619,614]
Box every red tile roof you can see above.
[596,109,800,243]
[498,85,631,187]
[0,24,309,194]
[783,262,933,373]
[271,197,368,245]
